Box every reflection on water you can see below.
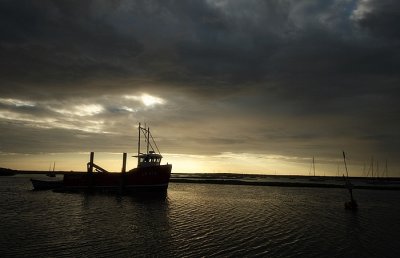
[0,175,399,257]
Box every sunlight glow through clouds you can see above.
[0,109,105,133]
[0,110,56,126]
[351,0,373,21]
[0,98,36,107]
[52,104,104,117]
[53,119,106,133]
[120,106,136,113]
[0,95,164,135]
[124,94,165,107]
[162,152,310,174]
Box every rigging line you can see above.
[149,133,161,154]
[138,124,161,154]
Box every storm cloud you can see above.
[0,0,399,174]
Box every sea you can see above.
[0,174,399,257]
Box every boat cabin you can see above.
[137,151,163,167]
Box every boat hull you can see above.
[61,164,172,193]
[30,179,63,190]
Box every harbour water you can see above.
[1,175,399,257]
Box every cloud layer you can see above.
[1,0,399,174]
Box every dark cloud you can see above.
[0,0,399,174]
[354,0,400,39]
[0,0,143,98]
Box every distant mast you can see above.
[138,123,141,166]
[313,156,315,177]
[385,160,388,178]
[371,156,374,178]
[343,152,349,178]
[376,160,380,179]
[343,151,358,210]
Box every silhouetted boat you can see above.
[60,123,172,193]
[344,199,358,210]
[30,178,63,190]
[343,151,358,210]
[308,156,326,182]
[46,162,56,177]
[30,162,59,190]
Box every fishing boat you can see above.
[60,123,172,193]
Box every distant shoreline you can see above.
[4,169,400,180]
[2,169,400,190]
[170,178,400,190]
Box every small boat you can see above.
[308,156,325,181]
[345,199,358,210]
[30,179,63,190]
[47,172,56,177]
[60,123,172,193]
[46,171,56,177]
[46,162,56,177]
[342,151,358,210]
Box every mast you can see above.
[313,156,315,177]
[147,126,150,154]
[138,123,141,166]
[385,160,388,178]
[343,151,357,208]
[362,162,366,177]
[343,151,353,200]
[343,152,349,178]
[371,156,374,178]
[376,160,379,179]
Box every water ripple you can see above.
[1,177,400,257]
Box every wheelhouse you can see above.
[133,123,164,168]
[137,151,163,167]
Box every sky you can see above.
[0,0,399,176]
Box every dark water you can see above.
[1,175,399,257]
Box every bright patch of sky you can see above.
[120,106,136,113]
[0,110,56,126]
[0,95,164,134]
[52,104,104,117]
[351,0,373,21]
[0,98,36,107]
[0,109,105,133]
[124,94,166,107]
